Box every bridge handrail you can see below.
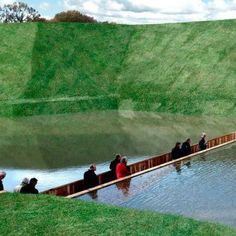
[43,131,236,197]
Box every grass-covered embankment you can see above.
[0,20,236,117]
[0,193,235,235]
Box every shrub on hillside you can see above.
[32,17,47,22]
[52,10,97,23]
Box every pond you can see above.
[0,111,235,192]
[78,143,236,228]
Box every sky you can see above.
[1,0,236,24]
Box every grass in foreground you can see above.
[0,193,235,236]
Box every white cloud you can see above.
[0,0,14,6]
[39,2,51,11]
[61,0,236,24]
[209,0,229,11]
[83,1,99,14]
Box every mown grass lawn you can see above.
[0,193,235,235]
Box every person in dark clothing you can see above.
[109,154,121,179]
[0,171,6,191]
[84,164,99,189]
[20,178,39,194]
[171,142,182,160]
[181,138,191,156]
[199,133,207,151]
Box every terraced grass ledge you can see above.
[0,193,235,235]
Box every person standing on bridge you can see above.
[110,154,121,179]
[171,142,182,160]
[181,138,191,156]
[116,156,130,179]
[84,164,99,189]
[0,171,6,191]
[199,133,207,151]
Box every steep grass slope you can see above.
[1,193,235,235]
[0,20,235,116]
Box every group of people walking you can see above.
[171,133,207,160]
[83,154,130,189]
[0,133,208,193]
[84,133,208,190]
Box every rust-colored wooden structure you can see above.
[43,132,236,197]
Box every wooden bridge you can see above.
[42,131,236,198]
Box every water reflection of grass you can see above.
[0,111,236,169]
[0,193,235,236]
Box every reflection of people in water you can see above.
[88,190,98,200]
[174,162,182,173]
[185,160,191,168]
[116,179,131,196]
[181,138,192,168]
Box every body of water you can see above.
[79,143,236,228]
[0,111,235,193]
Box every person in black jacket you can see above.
[84,164,99,189]
[181,138,191,156]
[171,142,182,160]
[20,178,39,194]
[0,171,6,191]
[109,154,121,179]
[199,133,207,151]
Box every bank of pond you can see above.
[0,193,235,236]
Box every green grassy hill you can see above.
[0,20,236,116]
[1,193,235,235]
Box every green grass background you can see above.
[0,20,236,117]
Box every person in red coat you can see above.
[116,156,130,179]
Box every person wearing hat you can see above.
[14,178,29,193]
[0,171,6,191]
[199,133,207,151]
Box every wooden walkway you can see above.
[43,131,236,198]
